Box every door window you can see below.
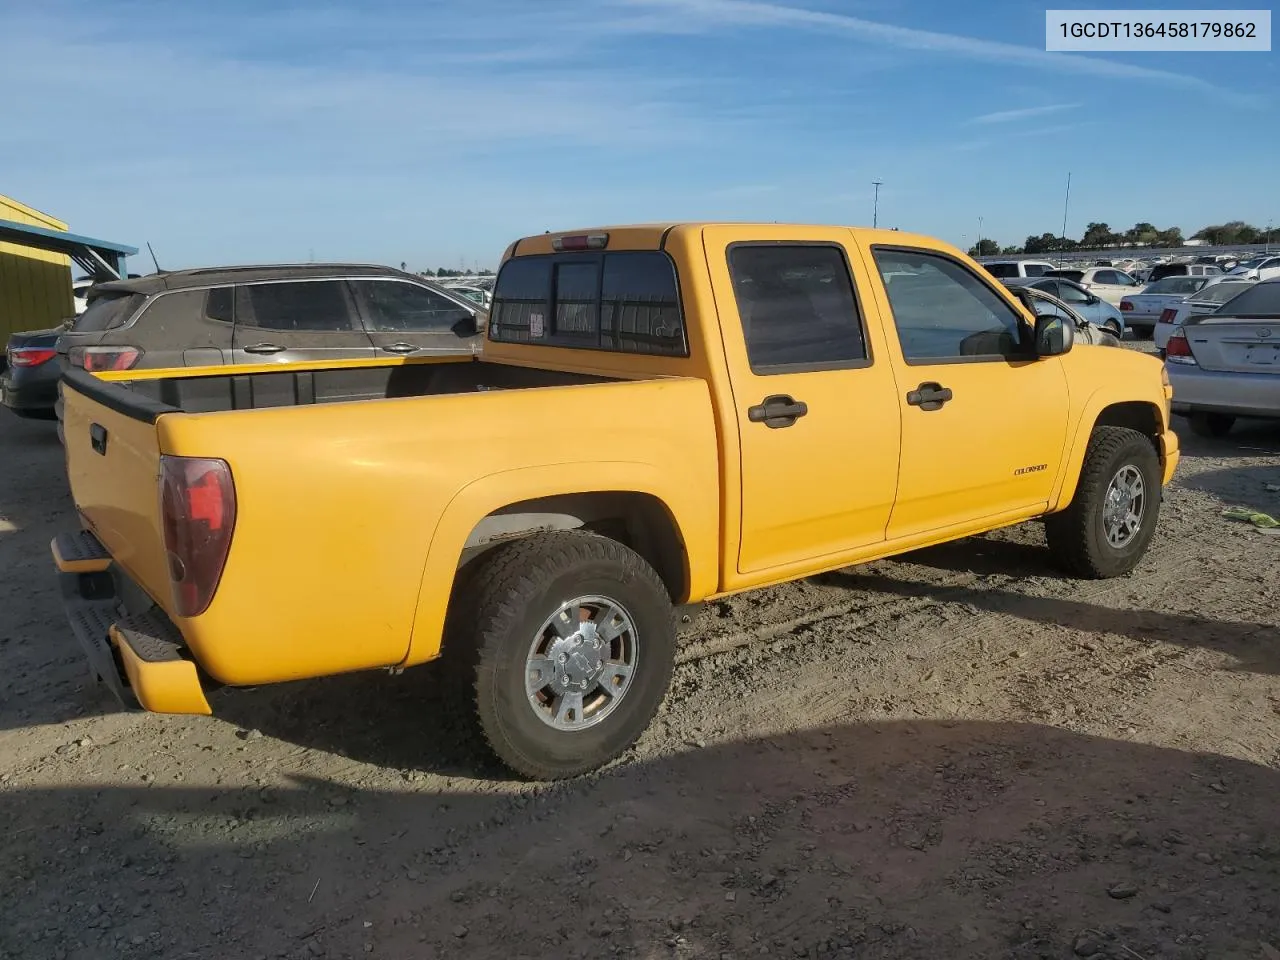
[235,281,356,331]
[1056,282,1092,304]
[872,248,1026,362]
[727,244,868,372]
[1092,270,1120,285]
[350,279,472,332]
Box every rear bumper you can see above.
[1,374,59,416]
[1167,364,1280,420]
[51,530,212,716]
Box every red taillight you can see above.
[1120,300,1133,311]
[1164,327,1196,365]
[70,346,142,372]
[159,456,236,618]
[1159,308,1177,324]
[8,347,57,367]
[551,233,608,252]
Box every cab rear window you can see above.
[488,251,687,356]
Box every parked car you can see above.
[1044,267,1143,306]
[1,324,69,418]
[1119,276,1215,338]
[53,263,484,378]
[1154,278,1259,351]
[447,284,493,308]
[1003,276,1126,338]
[1147,262,1223,283]
[981,259,1057,279]
[1164,278,1280,436]
[1226,254,1280,281]
[51,222,1179,781]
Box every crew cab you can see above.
[51,223,1180,780]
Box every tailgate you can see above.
[1185,319,1280,374]
[60,369,174,607]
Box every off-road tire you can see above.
[446,530,676,780]
[1045,426,1161,579]
[1188,412,1235,438]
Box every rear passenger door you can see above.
[348,278,480,357]
[230,279,374,364]
[704,227,903,576]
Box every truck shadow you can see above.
[1173,415,1280,459]
[1182,462,1280,517]
[2,720,1277,960]
[822,563,1280,677]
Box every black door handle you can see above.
[380,342,419,354]
[747,394,808,428]
[905,381,953,411]
[243,343,285,355]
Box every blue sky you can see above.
[1,0,1276,270]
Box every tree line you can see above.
[968,220,1278,257]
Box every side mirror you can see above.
[452,313,480,338]
[1034,313,1074,357]
[1087,294,1101,305]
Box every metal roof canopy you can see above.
[0,217,137,281]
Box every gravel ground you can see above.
[2,347,1278,960]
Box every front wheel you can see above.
[449,530,676,780]
[1045,426,1161,579]
[1103,319,1123,338]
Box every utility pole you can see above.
[1060,172,1072,248]
[872,180,883,229]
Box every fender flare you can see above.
[1049,389,1166,511]
[401,461,713,666]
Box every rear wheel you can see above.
[1188,412,1235,438]
[1045,426,1161,579]
[447,530,676,780]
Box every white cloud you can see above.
[619,0,1233,93]
[969,103,1081,124]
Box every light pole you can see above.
[1061,171,1072,247]
[978,216,984,256]
[872,180,883,228]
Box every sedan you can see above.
[1119,275,1214,337]
[1044,267,1144,306]
[1153,278,1258,351]
[1,325,67,419]
[1164,278,1280,437]
[1226,254,1280,282]
[1003,277,1126,338]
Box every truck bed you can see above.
[65,356,620,420]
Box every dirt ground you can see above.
[2,355,1278,960]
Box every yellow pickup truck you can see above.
[52,223,1179,779]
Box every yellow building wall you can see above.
[0,194,75,339]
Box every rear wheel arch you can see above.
[458,491,690,605]
[403,468,704,668]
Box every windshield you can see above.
[1208,282,1280,318]
[1195,282,1256,305]
[983,263,1018,278]
[1144,277,1206,295]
